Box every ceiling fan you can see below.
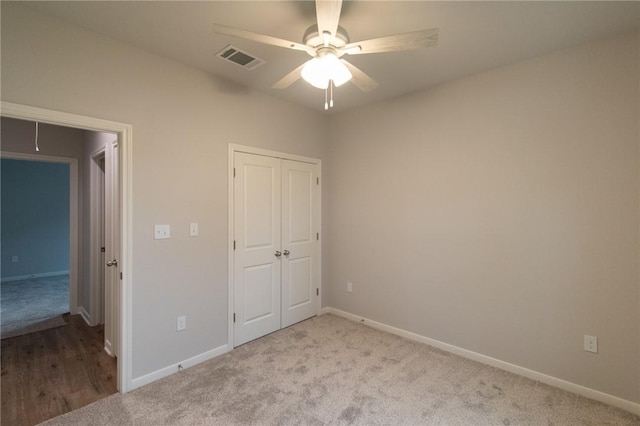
[213,0,438,110]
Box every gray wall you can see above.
[326,32,639,403]
[1,159,70,279]
[1,3,328,379]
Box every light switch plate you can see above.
[154,224,171,240]
[190,223,199,237]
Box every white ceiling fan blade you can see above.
[271,63,306,89]
[316,0,343,39]
[341,60,379,92]
[342,28,439,55]
[213,23,313,54]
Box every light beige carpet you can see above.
[41,314,638,425]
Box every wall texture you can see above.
[1,159,70,279]
[326,32,639,403]
[1,3,327,379]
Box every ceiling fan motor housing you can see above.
[303,24,350,53]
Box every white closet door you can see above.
[281,160,319,328]
[233,153,282,346]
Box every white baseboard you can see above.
[1,270,69,283]
[321,307,640,417]
[131,344,229,391]
[78,306,91,325]
[104,339,115,358]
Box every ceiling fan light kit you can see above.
[301,52,352,89]
[212,0,439,110]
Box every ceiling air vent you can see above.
[216,45,265,70]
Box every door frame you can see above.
[1,101,133,393]
[0,151,79,315]
[227,143,322,348]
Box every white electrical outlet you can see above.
[584,335,598,353]
[347,282,353,293]
[11,256,18,263]
[177,316,187,331]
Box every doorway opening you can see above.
[0,101,133,394]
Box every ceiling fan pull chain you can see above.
[330,80,334,108]
[324,86,329,110]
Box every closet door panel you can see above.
[233,153,281,346]
[281,160,319,328]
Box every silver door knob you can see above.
[283,250,290,256]
[106,259,118,267]
[275,251,282,258]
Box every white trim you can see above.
[227,146,235,349]
[1,101,134,393]
[78,306,92,326]
[229,143,319,165]
[227,144,322,349]
[321,307,640,416]
[1,151,79,315]
[0,270,69,283]
[130,344,229,391]
[104,338,115,358]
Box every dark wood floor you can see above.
[1,314,117,426]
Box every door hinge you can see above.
[120,272,122,280]
[233,167,236,178]
[316,288,319,296]
[233,240,236,250]
[316,232,319,241]
[316,177,319,185]
[233,313,236,323]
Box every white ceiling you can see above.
[20,1,640,113]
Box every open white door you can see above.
[104,140,120,358]
[89,151,106,326]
